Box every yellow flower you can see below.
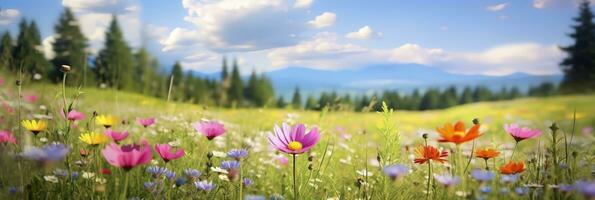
[79,132,109,145]
[21,120,47,135]
[96,115,118,128]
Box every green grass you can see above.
[0,81,594,199]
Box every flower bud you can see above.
[61,65,71,73]
[308,155,314,162]
[422,133,428,139]
[472,118,480,125]
[207,152,214,159]
[15,80,21,86]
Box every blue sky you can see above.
[0,0,585,75]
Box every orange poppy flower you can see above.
[475,148,500,160]
[414,145,449,164]
[500,161,525,174]
[436,121,481,145]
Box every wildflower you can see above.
[154,144,185,162]
[79,132,109,145]
[137,118,155,128]
[146,166,169,177]
[79,148,91,157]
[515,187,529,195]
[101,141,152,170]
[277,156,289,166]
[100,168,111,175]
[104,130,128,142]
[245,195,265,200]
[558,184,574,192]
[414,145,448,164]
[24,95,38,103]
[575,181,595,198]
[96,115,117,128]
[501,174,519,183]
[184,168,201,179]
[44,175,59,183]
[383,164,409,180]
[66,110,85,121]
[475,148,500,160]
[175,177,187,186]
[22,143,70,162]
[193,121,226,140]
[53,169,69,177]
[267,123,320,154]
[504,124,541,142]
[356,169,373,177]
[0,130,16,144]
[144,182,157,190]
[70,172,79,180]
[500,161,525,174]
[434,174,461,187]
[227,149,248,160]
[165,170,176,179]
[471,169,495,182]
[21,120,47,135]
[436,121,481,144]
[243,178,253,187]
[194,180,215,192]
[479,185,492,193]
[60,65,71,72]
[220,160,240,170]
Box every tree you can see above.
[227,59,244,106]
[459,86,474,105]
[0,31,12,70]
[560,0,595,93]
[291,87,302,109]
[94,16,135,90]
[13,19,50,77]
[439,86,457,109]
[419,89,440,110]
[276,96,287,108]
[135,48,156,94]
[169,61,184,101]
[244,70,259,106]
[50,7,88,85]
[305,95,318,110]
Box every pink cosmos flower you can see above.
[101,140,152,170]
[67,110,85,121]
[277,156,289,166]
[137,118,156,128]
[192,121,226,140]
[268,123,320,154]
[504,123,542,142]
[0,130,16,144]
[104,129,129,142]
[24,95,38,103]
[154,144,185,162]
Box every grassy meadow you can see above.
[1,76,594,200]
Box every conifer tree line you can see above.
[287,83,557,112]
[0,8,275,108]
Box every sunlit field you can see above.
[0,74,593,200]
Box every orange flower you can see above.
[500,161,525,174]
[436,121,481,145]
[414,145,449,164]
[475,148,500,160]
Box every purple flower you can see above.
[383,164,409,180]
[221,160,240,170]
[501,174,519,183]
[433,174,460,187]
[504,124,541,142]
[267,123,320,155]
[193,121,226,140]
[146,166,169,177]
[479,185,491,193]
[165,170,176,179]
[144,181,157,190]
[22,143,70,162]
[184,168,201,178]
[228,149,248,160]
[558,184,574,192]
[245,195,266,200]
[471,169,495,182]
[242,178,253,187]
[194,180,215,192]
[515,187,529,195]
[575,181,595,198]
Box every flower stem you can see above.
[426,160,432,200]
[510,141,518,161]
[292,154,298,200]
[120,171,130,200]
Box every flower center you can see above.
[287,141,303,151]
[453,131,466,137]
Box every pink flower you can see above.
[583,126,593,136]
[24,95,38,103]
[67,110,85,121]
[104,129,129,142]
[277,156,289,166]
[101,140,152,170]
[504,123,542,142]
[268,123,320,155]
[0,130,16,144]
[193,121,226,140]
[137,118,155,128]
[154,144,185,162]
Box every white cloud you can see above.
[42,36,56,59]
[345,26,382,40]
[294,0,314,8]
[533,0,548,9]
[62,0,140,14]
[268,33,563,75]
[0,9,20,25]
[532,0,595,9]
[486,3,508,11]
[160,28,202,52]
[308,12,336,28]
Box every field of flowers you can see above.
[0,76,594,200]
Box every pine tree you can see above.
[221,56,229,80]
[169,61,184,101]
[245,70,258,106]
[419,89,440,110]
[276,96,287,108]
[0,31,12,70]
[439,86,458,108]
[305,95,318,110]
[135,48,156,94]
[459,86,474,104]
[291,87,302,109]
[50,7,88,85]
[94,16,135,90]
[256,75,275,107]
[560,0,595,93]
[13,19,50,77]
[508,87,522,99]
[228,59,244,106]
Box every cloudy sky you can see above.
[0,0,586,75]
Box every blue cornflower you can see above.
[53,169,69,177]
[22,143,70,162]
[194,180,215,192]
[227,149,249,160]
[515,187,529,195]
[220,160,241,170]
[383,164,409,180]
[175,177,187,186]
[144,181,157,190]
[165,170,176,179]
[146,166,169,177]
[575,181,595,198]
[184,168,201,178]
[501,174,519,184]
[479,185,492,193]
[433,174,461,187]
[245,195,266,200]
[243,178,254,187]
[471,169,495,182]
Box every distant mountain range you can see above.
[191,63,563,98]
